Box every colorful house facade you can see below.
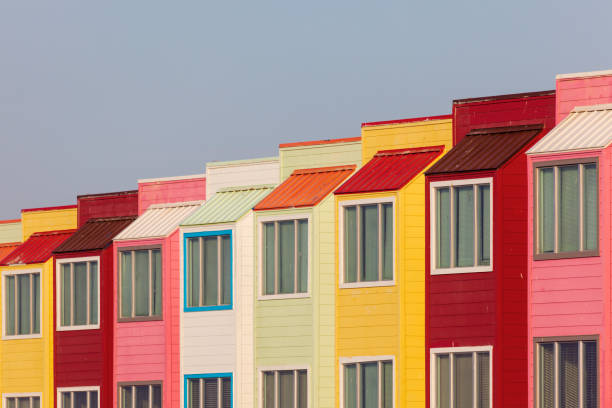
[0,219,22,264]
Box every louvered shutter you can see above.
[204,379,218,408]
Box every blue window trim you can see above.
[184,372,233,408]
[183,230,233,312]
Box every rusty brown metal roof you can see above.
[54,216,136,254]
[426,124,543,175]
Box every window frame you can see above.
[533,158,600,260]
[117,381,163,408]
[56,386,100,408]
[183,230,234,312]
[429,177,494,275]
[2,393,42,408]
[258,213,312,300]
[258,365,310,408]
[338,197,396,289]
[184,372,233,408]
[429,345,493,408]
[339,355,395,408]
[533,335,599,408]
[56,256,101,331]
[2,268,43,340]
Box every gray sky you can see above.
[1,1,611,219]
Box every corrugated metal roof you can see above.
[1,230,76,266]
[54,216,137,253]
[528,104,612,154]
[254,166,355,211]
[335,146,444,194]
[182,185,275,226]
[0,243,20,264]
[114,201,203,241]
[427,125,543,175]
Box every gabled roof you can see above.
[528,104,612,154]
[54,216,137,254]
[182,185,275,226]
[1,230,75,266]
[335,146,444,194]
[254,166,355,211]
[0,243,20,264]
[427,124,543,175]
[114,201,203,241]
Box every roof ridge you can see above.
[86,215,138,223]
[31,229,77,237]
[0,219,20,225]
[572,103,612,113]
[0,242,20,248]
[217,184,276,193]
[467,124,543,136]
[148,200,204,209]
[77,190,138,199]
[375,145,445,157]
[292,165,356,175]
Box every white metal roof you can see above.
[527,104,612,155]
[114,201,203,241]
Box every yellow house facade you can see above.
[335,117,452,407]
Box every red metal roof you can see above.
[254,165,356,211]
[361,114,452,128]
[0,243,20,264]
[335,146,444,195]
[54,216,137,254]
[1,230,76,266]
[279,137,361,149]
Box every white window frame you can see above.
[258,213,312,300]
[430,178,494,275]
[56,386,100,408]
[258,365,310,408]
[2,392,42,408]
[56,256,101,331]
[338,197,397,289]
[429,345,493,408]
[339,355,396,408]
[2,269,43,340]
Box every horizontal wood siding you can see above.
[0,221,21,244]
[21,207,77,241]
[279,141,362,181]
[205,160,279,200]
[138,177,206,214]
[556,73,612,123]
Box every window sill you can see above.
[431,266,492,275]
[258,292,310,301]
[534,251,599,261]
[339,280,395,289]
[118,315,163,323]
[57,324,100,332]
[184,305,233,312]
[2,333,42,340]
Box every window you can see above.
[4,271,40,337]
[430,347,491,408]
[431,179,492,274]
[4,395,41,408]
[343,360,393,408]
[536,338,598,408]
[119,248,162,320]
[186,375,231,408]
[185,232,232,310]
[58,258,99,329]
[342,201,394,285]
[119,383,162,408]
[262,369,307,408]
[58,388,99,408]
[535,161,598,258]
[261,219,308,296]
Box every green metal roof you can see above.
[181,184,276,226]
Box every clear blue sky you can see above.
[1,1,611,218]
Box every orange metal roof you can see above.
[253,165,356,211]
[1,229,75,266]
[0,242,20,264]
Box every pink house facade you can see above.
[111,175,205,408]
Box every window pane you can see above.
[279,370,294,407]
[344,364,357,408]
[477,352,490,408]
[559,165,580,252]
[90,262,99,325]
[32,273,40,333]
[583,164,598,251]
[263,223,276,295]
[32,397,40,408]
[62,393,71,408]
[6,398,15,408]
[264,372,275,408]
[344,206,358,283]
[187,238,200,307]
[436,188,451,269]
[204,379,218,408]
[361,205,379,281]
[361,362,379,408]
[382,203,393,280]
[17,398,30,408]
[455,186,475,267]
[454,353,473,408]
[538,343,554,408]
[122,386,133,408]
[74,391,87,408]
[135,385,149,408]
[538,168,555,253]
[152,249,162,315]
[477,185,490,266]
[152,385,161,408]
[188,379,200,408]
[298,370,308,408]
[584,341,598,408]
[18,274,31,335]
[436,355,450,408]
[203,237,218,306]
[382,361,393,408]
[297,220,308,292]
[222,377,232,408]
[6,275,15,335]
[90,391,99,408]
[134,251,150,316]
[61,264,71,326]
[559,342,579,408]
[279,221,295,294]
[221,236,232,305]
[120,252,133,318]
[74,262,88,325]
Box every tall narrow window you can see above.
[343,360,393,408]
[536,161,598,257]
[343,202,394,284]
[262,369,307,408]
[262,219,308,296]
[59,259,99,328]
[59,389,99,408]
[5,396,41,408]
[4,272,40,336]
[119,383,162,408]
[186,233,232,309]
[187,376,231,408]
[119,248,162,319]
